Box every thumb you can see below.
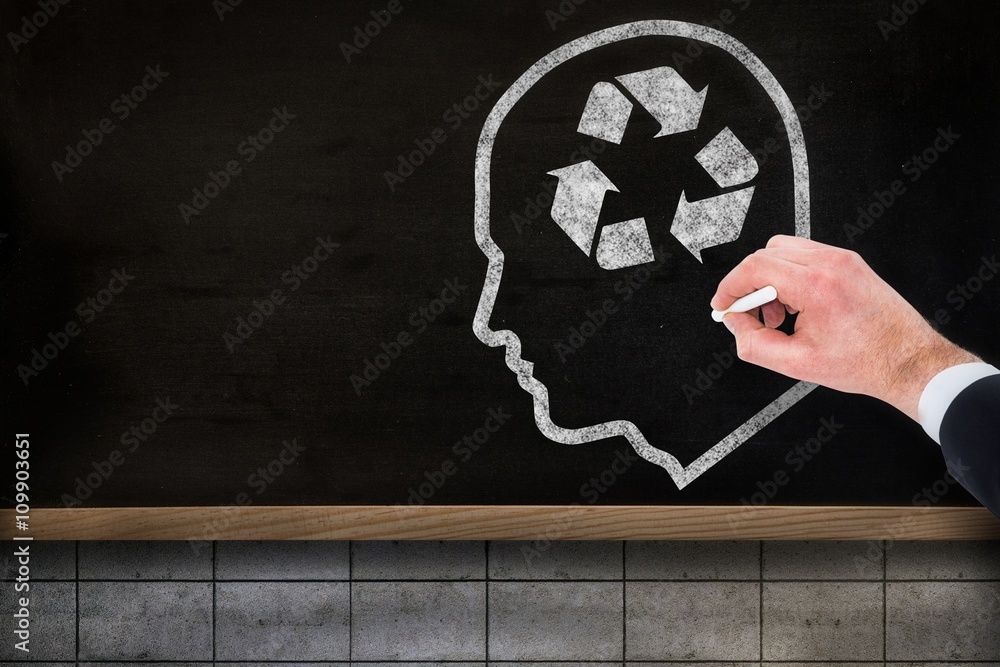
[723,311,801,375]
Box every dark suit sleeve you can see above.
[939,375,1000,518]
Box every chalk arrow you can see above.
[547,160,619,256]
[577,82,633,144]
[616,66,708,138]
[670,186,755,262]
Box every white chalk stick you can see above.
[711,285,778,322]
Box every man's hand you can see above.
[711,235,978,421]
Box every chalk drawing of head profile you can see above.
[472,21,817,489]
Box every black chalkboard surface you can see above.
[3,0,999,511]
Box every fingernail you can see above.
[722,315,735,334]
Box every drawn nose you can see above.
[485,269,519,333]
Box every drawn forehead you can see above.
[475,20,810,243]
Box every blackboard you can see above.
[4,0,1000,526]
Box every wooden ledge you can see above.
[2,505,998,540]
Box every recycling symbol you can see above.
[547,66,760,268]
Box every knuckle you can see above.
[846,250,866,272]
[811,269,836,292]
[841,249,862,265]
[825,249,849,267]
[829,248,862,271]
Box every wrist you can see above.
[883,331,979,422]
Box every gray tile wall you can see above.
[1,540,998,662]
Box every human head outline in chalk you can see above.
[472,21,814,490]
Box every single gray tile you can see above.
[78,582,212,660]
[626,582,759,659]
[490,541,621,579]
[80,664,340,667]
[0,541,75,581]
[767,664,878,667]
[491,664,622,667]
[626,541,758,579]
[642,664,759,667]
[508,665,760,667]
[887,664,1000,667]
[352,581,485,659]
[764,541,882,580]
[887,541,1000,580]
[352,664,484,667]
[215,582,349,659]
[887,582,1000,660]
[352,541,484,579]
[763,582,883,660]
[79,541,211,580]
[215,541,349,580]
[489,582,622,659]
[0,582,75,659]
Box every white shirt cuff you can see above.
[918,362,1000,444]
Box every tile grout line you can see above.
[349,540,353,663]
[883,540,887,666]
[759,540,764,666]
[212,540,217,663]
[485,540,490,665]
[75,540,79,662]
[622,540,626,666]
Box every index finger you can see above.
[766,234,832,251]
[711,251,811,311]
